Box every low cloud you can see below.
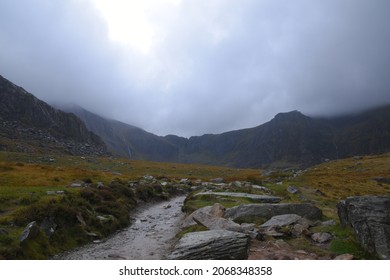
[1,0,390,137]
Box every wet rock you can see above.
[260,214,302,228]
[195,192,282,203]
[311,232,332,243]
[19,221,40,243]
[168,230,249,260]
[225,203,323,221]
[337,195,390,259]
[182,203,225,228]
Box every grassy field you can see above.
[0,151,389,259]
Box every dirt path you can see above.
[55,196,186,260]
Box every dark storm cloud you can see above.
[1,0,390,137]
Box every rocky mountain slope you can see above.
[62,104,179,161]
[0,75,107,156]
[65,104,390,168]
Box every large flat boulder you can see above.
[225,203,322,221]
[337,196,390,259]
[168,230,249,260]
[194,192,281,203]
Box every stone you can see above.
[252,185,271,192]
[287,186,299,194]
[311,232,332,243]
[321,219,336,226]
[182,204,225,228]
[69,181,84,188]
[168,230,249,260]
[210,178,224,183]
[225,203,323,221]
[143,175,154,181]
[180,178,190,184]
[337,195,390,259]
[260,214,302,228]
[194,192,282,203]
[334,253,354,260]
[19,221,40,243]
[230,181,243,188]
[40,217,57,237]
[0,228,9,235]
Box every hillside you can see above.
[66,104,390,168]
[62,105,179,161]
[0,75,107,156]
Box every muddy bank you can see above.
[55,196,186,260]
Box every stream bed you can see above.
[55,196,186,260]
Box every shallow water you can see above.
[55,196,186,260]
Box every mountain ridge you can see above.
[64,103,390,168]
[0,75,107,156]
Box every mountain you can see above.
[65,103,390,168]
[3,74,389,167]
[61,104,179,161]
[0,75,107,156]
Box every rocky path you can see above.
[55,196,186,260]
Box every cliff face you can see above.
[0,75,107,156]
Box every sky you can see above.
[1,0,390,137]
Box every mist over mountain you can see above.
[1,74,389,168]
[63,98,390,168]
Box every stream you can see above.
[55,196,186,260]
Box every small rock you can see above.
[69,181,84,188]
[163,204,172,209]
[334,253,354,260]
[46,191,56,195]
[143,175,154,181]
[260,214,302,228]
[0,228,9,235]
[210,178,224,183]
[19,221,40,243]
[311,232,332,243]
[76,213,87,226]
[287,186,299,194]
[252,185,270,192]
[180,178,189,184]
[321,219,336,226]
[314,189,326,196]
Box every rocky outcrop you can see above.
[337,196,390,259]
[225,203,323,221]
[194,192,281,203]
[168,230,250,260]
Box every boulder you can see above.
[182,203,225,228]
[337,195,390,259]
[19,221,40,243]
[168,230,249,260]
[225,203,322,221]
[260,214,302,228]
[194,192,282,203]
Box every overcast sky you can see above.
[1,0,390,137]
